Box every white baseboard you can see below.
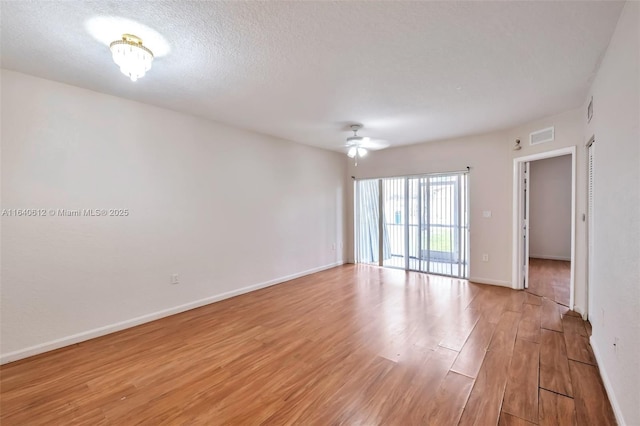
[468,277,513,288]
[0,261,344,365]
[590,335,626,425]
[573,305,587,320]
[529,254,571,261]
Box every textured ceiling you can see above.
[0,1,624,151]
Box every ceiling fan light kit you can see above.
[344,124,388,166]
[347,147,368,158]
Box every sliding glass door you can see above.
[355,172,469,279]
[382,178,406,268]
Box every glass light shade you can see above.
[348,147,358,158]
[110,35,154,82]
[358,147,368,157]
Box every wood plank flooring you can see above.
[528,258,570,306]
[0,264,616,425]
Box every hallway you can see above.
[527,258,571,307]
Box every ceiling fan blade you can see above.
[343,127,390,152]
[358,138,390,150]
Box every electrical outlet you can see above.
[171,274,179,285]
[482,254,489,262]
[483,210,492,218]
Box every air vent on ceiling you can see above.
[530,127,554,145]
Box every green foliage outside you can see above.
[423,228,452,252]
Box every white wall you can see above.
[507,111,588,314]
[583,2,639,425]
[529,155,572,260]
[0,70,347,362]
[347,107,585,292]
[347,130,512,286]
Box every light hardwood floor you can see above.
[0,264,616,425]
[528,258,571,307]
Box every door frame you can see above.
[586,136,595,321]
[512,146,576,310]
[522,161,530,289]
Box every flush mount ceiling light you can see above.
[110,34,154,82]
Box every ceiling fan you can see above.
[344,124,389,165]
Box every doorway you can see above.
[527,155,572,306]
[512,147,576,309]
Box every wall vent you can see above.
[530,127,554,145]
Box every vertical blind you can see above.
[355,179,390,264]
[355,172,469,279]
